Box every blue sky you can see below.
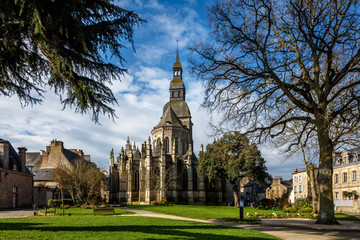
[0,0,304,179]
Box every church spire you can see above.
[170,41,185,101]
[173,40,182,70]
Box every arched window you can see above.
[134,170,139,191]
[175,137,178,154]
[182,139,186,154]
[178,91,180,97]
[165,138,169,153]
[182,170,188,190]
[172,91,175,98]
[193,170,198,191]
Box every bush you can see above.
[257,199,275,210]
[48,199,74,207]
[151,199,170,206]
[293,198,312,211]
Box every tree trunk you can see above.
[308,164,319,214]
[230,180,239,208]
[316,119,338,224]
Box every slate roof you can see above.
[33,168,55,181]
[162,100,191,118]
[157,105,184,127]
[26,152,42,166]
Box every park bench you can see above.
[92,207,115,216]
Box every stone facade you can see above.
[26,140,91,206]
[292,168,317,202]
[0,139,33,209]
[333,149,360,204]
[109,49,225,205]
[266,177,292,200]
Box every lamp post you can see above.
[240,195,244,221]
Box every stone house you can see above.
[333,149,360,213]
[242,180,266,206]
[291,167,318,203]
[26,140,91,206]
[266,177,292,200]
[0,139,33,209]
[109,49,226,205]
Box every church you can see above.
[108,48,226,205]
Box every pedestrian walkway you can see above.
[0,209,34,218]
[119,207,360,240]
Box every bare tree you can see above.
[275,122,320,213]
[55,161,105,205]
[190,0,360,224]
[151,167,175,202]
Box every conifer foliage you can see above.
[0,0,143,122]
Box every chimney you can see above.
[18,147,27,173]
[200,144,204,153]
[0,141,10,169]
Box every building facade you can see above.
[291,167,318,202]
[333,149,360,200]
[265,177,292,200]
[0,139,33,209]
[109,49,225,205]
[26,140,91,206]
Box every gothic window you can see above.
[134,170,139,191]
[193,170,198,191]
[156,138,161,153]
[175,137,179,154]
[182,170,188,190]
[165,138,169,153]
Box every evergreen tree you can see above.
[0,0,144,122]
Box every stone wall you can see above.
[0,169,33,209]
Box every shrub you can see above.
[48,199,74,207]
[151,199,170,206]
[257,199,275,210]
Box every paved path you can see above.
[0,209,34,218]
[119,207,360,240]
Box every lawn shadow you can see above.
[0,222,274,240]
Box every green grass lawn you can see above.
[0,215,279,240]
[127,204,360,222]
[128,205,283,222]
[39,207,133,216]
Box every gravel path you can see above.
[0,209,35,218]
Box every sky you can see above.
[0,0,305,179]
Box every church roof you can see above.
[170,79,184,90]
[163,100,191,118]
[157,105,183,127]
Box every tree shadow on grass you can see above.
[0,222,275,240]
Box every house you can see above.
[26,140,91,206]
[291,166,318,203]
[242,180,266,206]
[333,149,360,213]
[266,177,292,200]
[0,139,33,209]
